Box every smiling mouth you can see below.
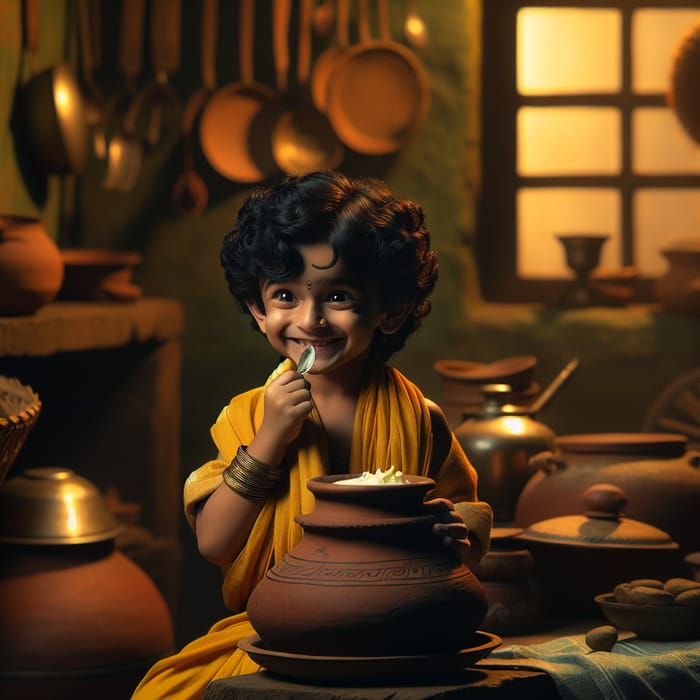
[293,338,342,348]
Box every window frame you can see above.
[477,0,700,304]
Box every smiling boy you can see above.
[132,171,492,700]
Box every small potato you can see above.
[674,588,700,608]
[585,625,618,652]
[664,577,700,596]
[629,578,664,590]
[627,585,675,606]
[613,582,634,603]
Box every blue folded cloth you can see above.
[479,635,700,700]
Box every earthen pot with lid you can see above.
[516,483,683,618]
[0,467,175,699]
[514,433,700,555]
[246,474,488,657]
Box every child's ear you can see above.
[379,303,413,335]
[245,298,267,334]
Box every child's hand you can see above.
[260,369,313,447]
[423,497,481,571]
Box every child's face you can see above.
[247,243,406,375]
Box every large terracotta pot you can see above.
[0,468,175,699]
[654,241,700,315]
[514,433,700,556]
[0,216,64,316]
[247,474,488,657]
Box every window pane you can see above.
[633,10,700,94]
[518,107,620,175]
[518,188,621,277]
[635,189,700,276]
[634,107,700,174]
[517,8,621,95]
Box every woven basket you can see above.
[0,395,41,487]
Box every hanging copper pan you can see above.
[271,0,344,174]
[199,0,279,183]
[171,0,218,216]
[21,0,88,174]
[310,0,350,114]
[325,0,430,155]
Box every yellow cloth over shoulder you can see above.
[132,360,484,700]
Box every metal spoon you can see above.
[297,345,316,374]
[404,0,429,50]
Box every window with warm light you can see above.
[478,0,700,304]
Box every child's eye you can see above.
[272,289,295,303]
[327,290,357,306]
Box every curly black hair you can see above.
[221,170,438,361]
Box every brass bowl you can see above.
[0,467,122,545]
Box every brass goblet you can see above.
[557,234,609,308]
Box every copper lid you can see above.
[517,483,678,550]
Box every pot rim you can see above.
[554,432,687,457]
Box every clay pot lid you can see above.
[517,483,678,550]
[0,467,122,545]
[554,432,687,457]
[433,356,536,388]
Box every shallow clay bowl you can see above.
[434,356,537,393]
[595,593,700,641]
[59,249,142,301]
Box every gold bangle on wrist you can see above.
[221,446,284,501]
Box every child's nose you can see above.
[298,301,326,330]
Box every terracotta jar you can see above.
[472,527,543,636]
[0,467,175,699]
[654,241,700,315]
[454,384,556,524]
[514,433,700,555]
[0,216,64,315]
[247,475,488,657]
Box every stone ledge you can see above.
[461,303,700,361]
[0,298,185,357]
